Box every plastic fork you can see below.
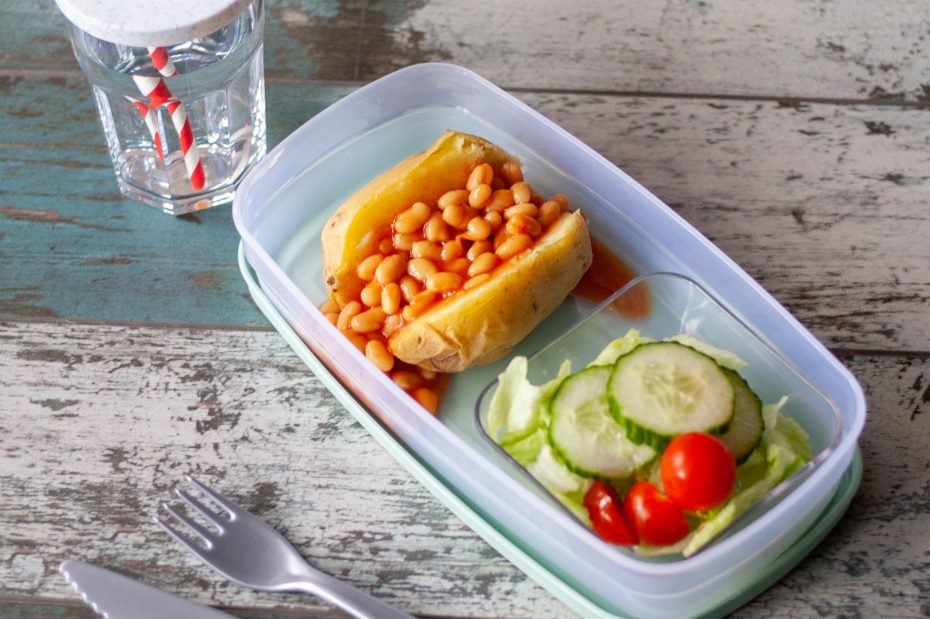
[155,475,415,619]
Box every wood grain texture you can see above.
[518,92,930,354]
[3,0,930,101]
[0,75,350,325]
[1,321,928,617]
[1,76,927,350]
[0,321,571,619]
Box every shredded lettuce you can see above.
[669,334,748,370]
[487,356,571,441]
[588,328,651,367]
[488,330,813,558]
[528,444,593,495]
[501,428,547,467]
[681,397,812,557]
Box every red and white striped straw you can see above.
[165,99,205,190]
[131,48,205,191]
[148,47,178,78]
[132,100,164,161]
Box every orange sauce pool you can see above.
[573,236,650,318]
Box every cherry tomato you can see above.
[583,480,638,546]
[660,432,737,512]
[622,481,690,546]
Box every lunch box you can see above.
[233,63,866,618]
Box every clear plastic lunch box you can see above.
[232,63,866,618]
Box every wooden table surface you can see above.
[2,1,929,617]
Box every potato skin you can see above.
[321,130,593,372]
[322,130,511,303]
[389,211,592,372]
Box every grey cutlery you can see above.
[59,560,234,619]
[155,475,415,619]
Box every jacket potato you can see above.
[321,130,592,373]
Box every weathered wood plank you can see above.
[734,352,930,618]
[0,77,350,325]
[0,321,927,616]
[519,92,930,353]
[0,321,572,618]
[1,76,927,350]
[3,0,930,101]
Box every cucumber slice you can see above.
[718,369,764,463]
[608,342,734,448]
[548,366,655,478]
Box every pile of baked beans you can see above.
[320,160,571,413]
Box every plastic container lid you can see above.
[54,0,252,47]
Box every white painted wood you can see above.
[0,322,571,618]
[515,92,930,352]
[393,0,930,100]
[1,321,927,617]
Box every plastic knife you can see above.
[60,560,235,618]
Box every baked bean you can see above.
[506,213,542,237]
[392,232,419,251]
[467,252,498,277]
[320,298,340,314]
[438,189,469,209]
[463,273,491,290]
[491,176,506,190]
[382,312,403,337]
[467,163,493,191]
[467,239,492,261]
[399,275,421,302]
[426,271,463,292]
[483,210,503,231]
[402,290,437,321]
[504,202,538,220]
[365,339,394,372]
[463,216,492,241]
[442,257,471,275]
[531,193,545,207]
[324,311,340,325]
[337,300,362,330]
[350,307,386,333]
[360,280,382,307]
[381,282,401,315]
[493,228,512,251]
[538,200,562,228]
[441,238,464,261]
[394,201,432,234]
[375,253,407,283]
[378,237,395,254]
[550,194,570,210]
[340,328,367,352]
[486,188,515,211]
[333,289,354,307]
[411,240,443,261]
[407,257,439,282]
[468,183,492,209]
[496,233,533,260]
[501,161,524,185]
[413,386,439,414]
[511,182,533,205]
[391,370,423,390]
[423,211,451,243]
[442,204,472,229]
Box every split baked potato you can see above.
[321,130,592,373]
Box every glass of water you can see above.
[57,0,266,215]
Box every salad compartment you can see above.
[232,63,866,618]
[477,273,844,558]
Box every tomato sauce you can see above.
[573,236,650,319]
